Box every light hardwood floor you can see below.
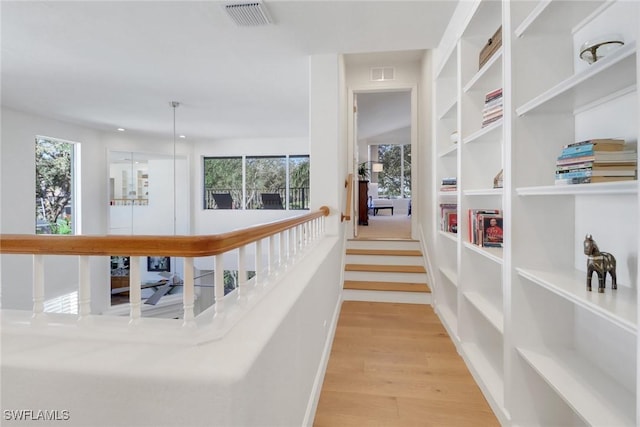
[313,301,499,427]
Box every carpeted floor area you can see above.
[356,212,411,240]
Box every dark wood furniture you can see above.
[358,180,369,226]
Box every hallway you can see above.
[356,212,412,240]
[313,301,499,426]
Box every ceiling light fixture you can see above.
[179,135,186,139]
[224,1,273,26]
[117,128,125,132]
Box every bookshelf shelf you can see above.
[463,119,502,145]
[437,304,459,341]
[514,1,609,38]
[439,265,458,287]
[460,342,504,411]
[438,230,458,243]
[438,144,458,158]
[438,98,457,121]
[516,181,637,196]
[516,267,637,334]
[463,188,503,196]
[463,241,504,265]
[516,41,637,116]
[463,48,503,93]
[464,291,504,334]
[517,347,635,426]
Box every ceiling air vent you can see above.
[370,67,395,82]
[225,1,273,26]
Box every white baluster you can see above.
[129,257,141,324]
[279,231,286,267]
[269,235,276,275]
[289,227,296,257]
[255,239,263,284]
[182,257,195,327]
[238,246,247,300]
[214,254,225,316]
[32,255,45,318]
[78,256,91,319]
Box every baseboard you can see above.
[342,289,431,304]
[302,295,343,426]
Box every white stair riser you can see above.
[346,240,420,251]
[345,255,424,266]
[343,289,432,305]
[344,271,427,283]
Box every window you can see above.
[35,137,78,234]
[203,155,309,210]
[377,144,411,198]
[289,155,310,210]
[246,156,286,209]
[203,157,242,209]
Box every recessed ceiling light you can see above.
[179,135,186,139]
[117,128,125,132]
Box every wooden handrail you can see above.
[341,174,353,222]
[0,206,330,257]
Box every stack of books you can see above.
[555,139,637,185]
[440,203,457,233]
[440,177,457,192]
[482,88,503,128]
[468,209,503,247]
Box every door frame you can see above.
[346,85,418,239]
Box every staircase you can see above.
[343,239,431,304]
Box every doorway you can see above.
[351,89,416,240]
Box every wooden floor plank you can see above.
[313,301,499,427]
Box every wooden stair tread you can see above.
[344,280,431,293]
[345,264,426,273]
[345,248,422,256]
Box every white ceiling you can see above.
[1,1,457,141]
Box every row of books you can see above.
[554,138,637,185]
[482,88,502,128]
[440,177,457,192]
[440,203,457,233]
[468,209,503,248]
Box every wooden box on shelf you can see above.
[479,26,502,69]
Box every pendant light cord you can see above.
[171,102,180,236]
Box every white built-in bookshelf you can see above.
[432,1,639,425]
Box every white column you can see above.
[182,257,195,327]
[78,256,91,319]
[129,257,141,324]
[309,54,344,236]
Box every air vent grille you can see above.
[225,2,272,26]
[370,67,395,81]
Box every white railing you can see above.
[1,206,330,343]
